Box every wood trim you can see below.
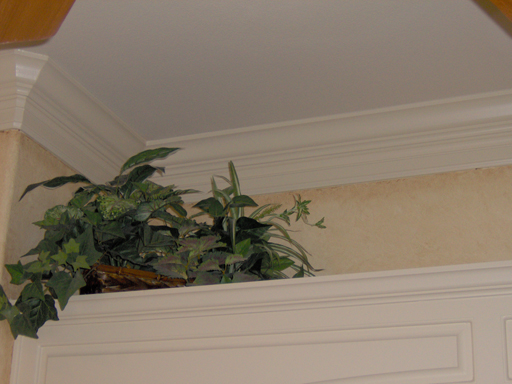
[490,0,512,22]
[0,0,75,44]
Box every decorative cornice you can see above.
[0,50,145,183]
[148,90,512,201]
[0,50,47,131]
[3,50,512,197]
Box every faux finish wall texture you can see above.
[0,131,77,384]
[252,165,512,276]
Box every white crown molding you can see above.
[0,50,47,131]
[148,90,512,201]
[0,50,145,183]
[3,50,512,197]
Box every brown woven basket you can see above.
[80,264,187,295]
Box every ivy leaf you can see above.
[83,210,102,225]
[9,313,38,339]
[5,262,28,285]
[0,285,19,323]
[71,255,90,271]
[51,251,68,265]
[15,294,59,335]
[46,271,86,310]
[76,226,103,266]
[120,147,179,175]
[20,282,45,302]
[63,238,80,254]
[26,261,44,274]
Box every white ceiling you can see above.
[11,0,512,141]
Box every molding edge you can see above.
[3,50,512,196]
[0,50,145,182]
[148,90,512,201]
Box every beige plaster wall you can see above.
[251,165,512,276]
[0,131,77,384]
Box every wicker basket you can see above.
[80,264,187,295]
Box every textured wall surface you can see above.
[252,165,512,276]
[0,131,76,384]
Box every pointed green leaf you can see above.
[193,198,224,217]
[228,161,242,197]
[20,282,45,302]
[134,200,167,221]
[120,147,179,175]
[0,285,19,322]
[5,262,26,285]
[46,271,86,310]
[51,251,68,265]
[76,226,103,266]
[63,238,80,254]
[234,238,251,256]
[71,255,90,271]
[83,210,102,225]
[229,195,258,208]
[293,265,305,278]
[169,203,187,217]
[9,313,38,339]
[15,294,58,334]
[20,174,90,200]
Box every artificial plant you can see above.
[153,161,325,285]
[0,149,324,339]
[0,147,192,338]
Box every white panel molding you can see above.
[10,260,512,383]
[0,50,145,182]
[148,90,512,201]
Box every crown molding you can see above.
[0,50,145,182]
[2,50,512,197]
[148,90,512,201]
[0,50,47,131]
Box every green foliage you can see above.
[0,147,188,339]
[0,149,324,339]
[157,161,325,285]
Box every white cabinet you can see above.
[10,261,512,383]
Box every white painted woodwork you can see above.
[2,50,512,199]
[10,261,512,383]
[0,50,145,183]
